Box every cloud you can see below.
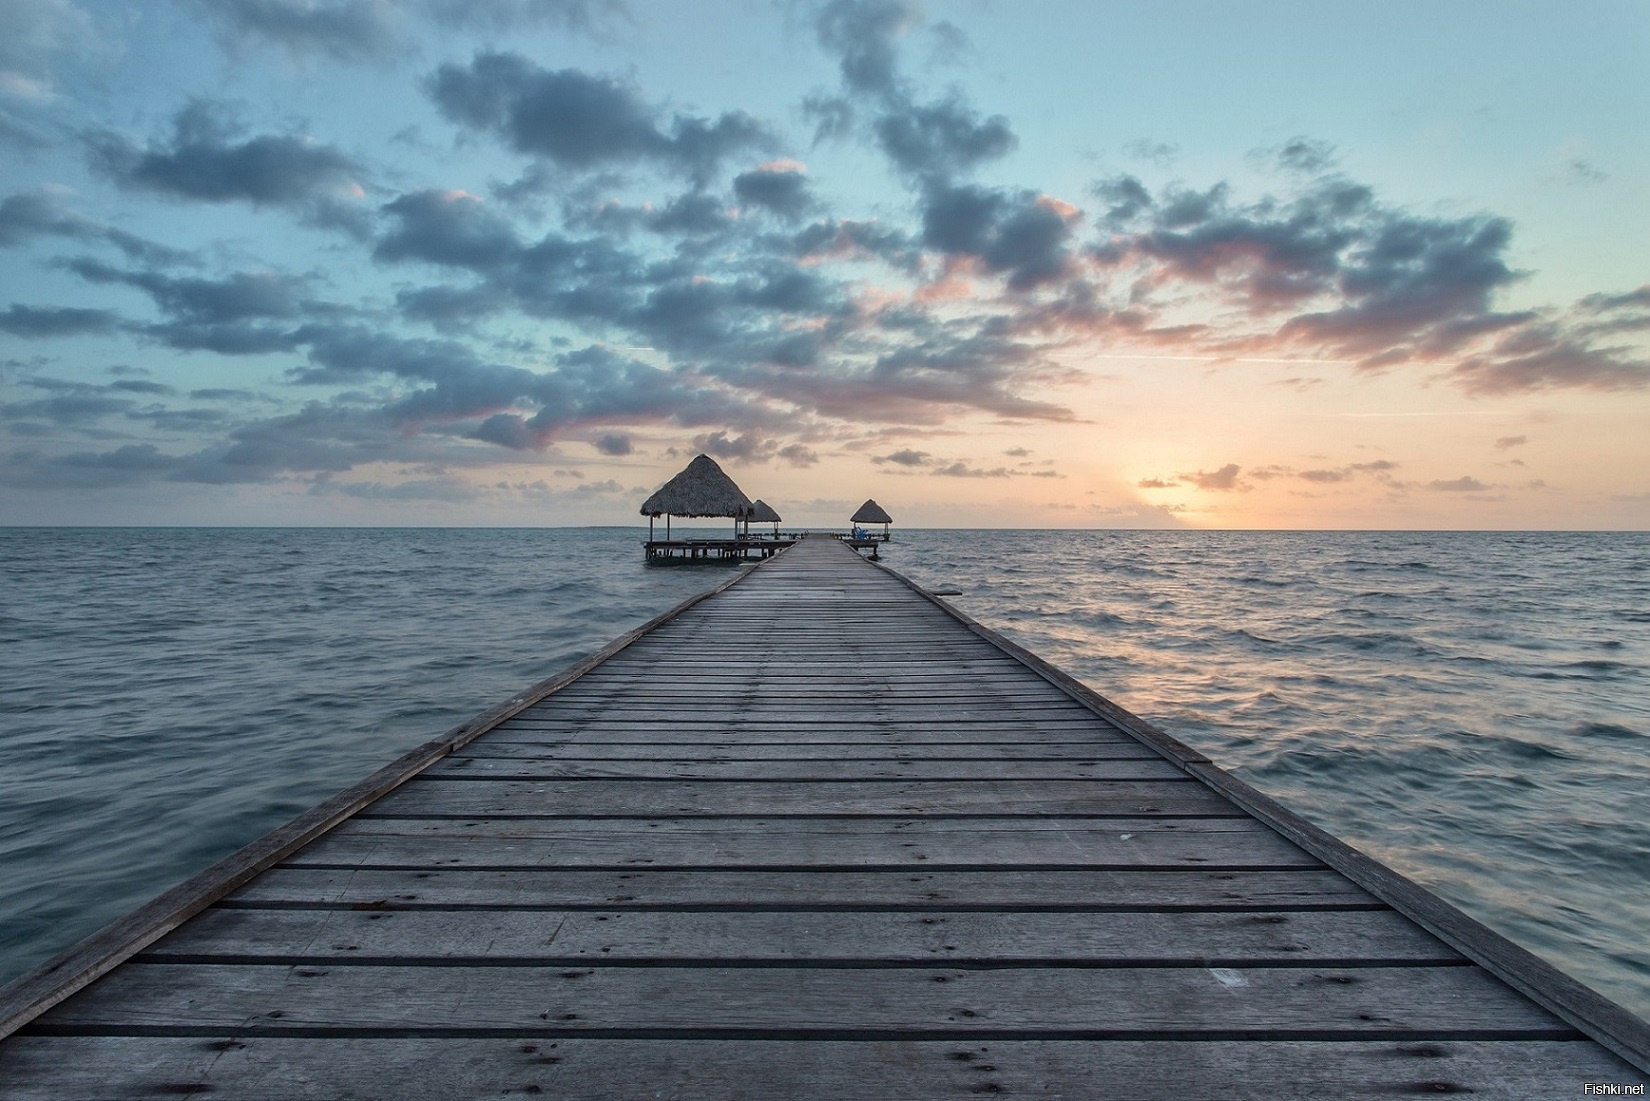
[593,431,632,455]
[0,190,186,263]
[1123,138,1179,167]
[1428,475,1491,492]
[66,258,317,354]
[873,448,929,466]
[813,0,915,99]
[88,101,369,233]
[421,0,628,35]
[182,1,627,64]
[0,303,121,337]
[181,0,403,63]
[810,0,1014,182]
[933,461,1010,477]
[1449,324,1650,394]
[1269,136,1338,175]
[1137,477,1177,489]
[778,442,818,466]
[1182,463,1242,490]
[319,474,481,502]
[921,185,1078,290]
[1566,158,1607,184]
[733,164,813,220]
[874,98,1015,180]
[0,443,186,489]
[1083,171,1649,393]
[1495,435,1527,450]
[426,53,770,183]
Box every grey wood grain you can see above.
[230,866,1378,910]
[364,778,1231,817]
[422,758,1185,780]
[148,907,1459,964]
[37,961,1566,1035]
[455,741,1162,761]
[301,816,1323,869]
[4,1036,1634,1101]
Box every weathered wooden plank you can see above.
[35,962,1568,1035]
[299,816,1322,870]
[229,866,1378,911]
[455,741,1163,761]
[2,1036,1632,1101]
[488,721,1121,740]
[521,703,1096,718]
[365,778,1231,818]
[145,907,1460,964]
[423,757,1189,781]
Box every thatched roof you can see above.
[639,454,753,518]
[749,499,782,523]
[851,498,893,524]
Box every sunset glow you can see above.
[1,1,1645,528]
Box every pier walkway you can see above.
[1,536,1645,1097]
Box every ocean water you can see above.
[1,527,1647,1025]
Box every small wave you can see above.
[1567,721,1643,740]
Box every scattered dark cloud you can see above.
[318,475,480,502]
[1086,172,1649,392]
[1181,463,1242,491]
[66,257,319,354]
[778,442,818,466]
[0,443,187,489]
[427,53,770,184]
[1137,477,1176,489]
[874,98,1015,180]
[0,304,121,338]
[1269,136,1338,175]
[933,461,1009,477]
[921,184,1077,290]
[1566,158,1607,184]
[1580,286,1650,313]
[809,0,1014,183]
[691,429,776,462]
[87,101,370,234]
[593,431,632,455]
[1428,475,1491,492]
[183,0,627,63]
[874,448,929,466]
[0,190,187,263]
[1495,435,1527,450]
[813,0,914,99]
[733,164,813,220]
[181,0,403,63]
[422,0,630,36]
[1122,138,1178,167]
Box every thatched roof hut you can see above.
[640,454,753,518]
[640,454,753,540]
[745,498,782,539]
[851,499,892,525]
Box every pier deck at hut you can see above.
[1,537,1645,1097]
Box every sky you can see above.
[1,0,1646,529]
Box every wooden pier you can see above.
[643,535,796,562]
[1,535,1645,1097]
